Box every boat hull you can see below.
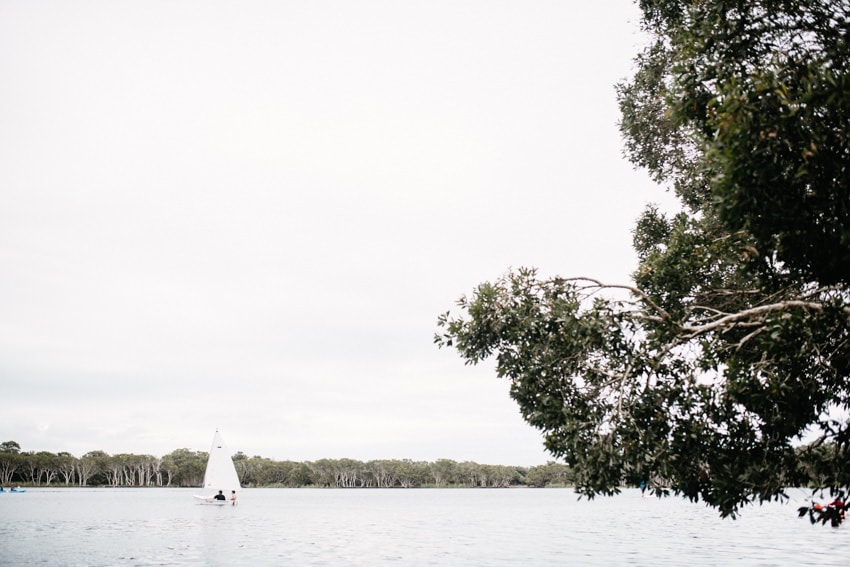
[193,494,233,505]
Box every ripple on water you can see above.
[1,488,847,566]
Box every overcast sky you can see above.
[0,0,676,465]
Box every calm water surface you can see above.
[0,487,845,566]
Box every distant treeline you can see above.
[0,441,572,489]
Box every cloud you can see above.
[0,0,673,466]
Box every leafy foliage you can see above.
[0,441,21,454]
[798,494,848,528]
[0,442,558,490]
[437,0,850,522]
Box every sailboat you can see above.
[193,430,241,505]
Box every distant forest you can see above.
[0,441,571,489]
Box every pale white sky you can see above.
[0,0,674,465]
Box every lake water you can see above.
[0,487,845,566]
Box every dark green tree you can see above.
[430,459,459,487]
[437,0,850,523]
[0,441,21,454]
[76,451,109,486]
[56,452,78,485]
[161,448,206,487]
[0,450,22,485]
[525,462,573,488]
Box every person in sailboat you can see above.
[230,490,238,505]
[213,490,226,501]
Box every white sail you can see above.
[198,430,241,500]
